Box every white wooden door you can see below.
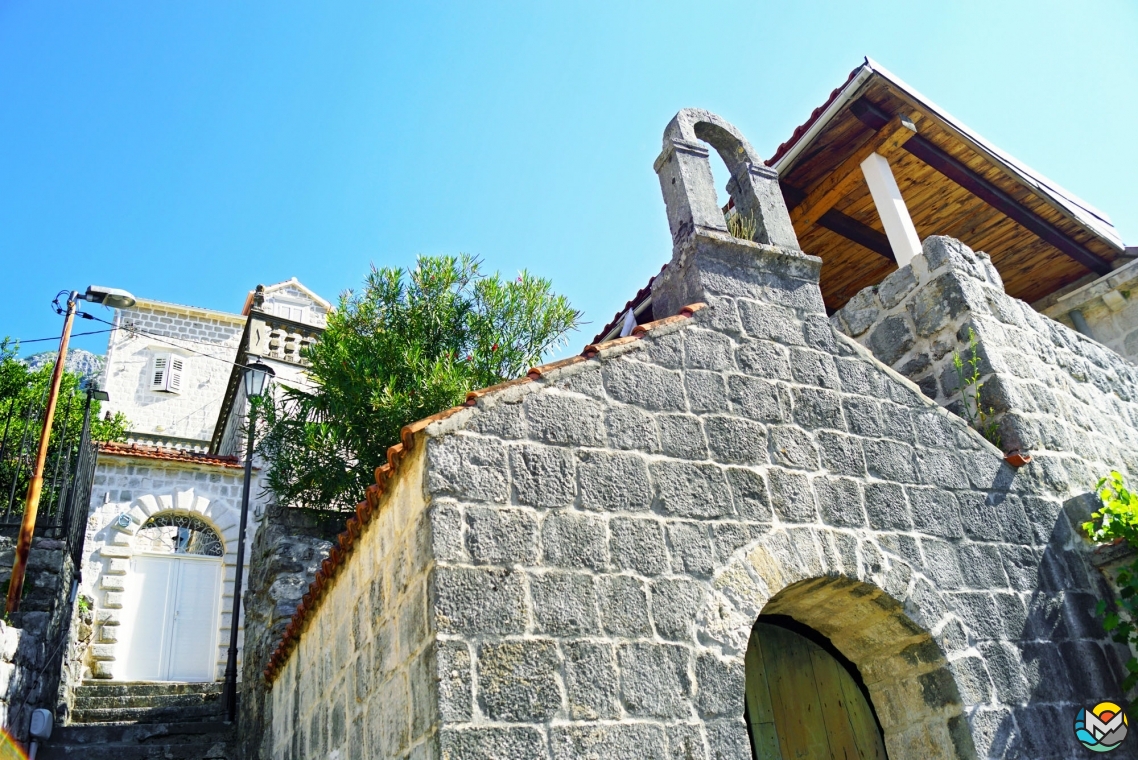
[120,553,222,682]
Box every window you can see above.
[150,352,185,394]
[136,513,224,556]
[270,301,307,323]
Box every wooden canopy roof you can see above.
[771,59,1127,311]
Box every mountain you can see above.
[22,349,105,386]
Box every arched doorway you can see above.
[745,616,887,758]
[118,513,225,681]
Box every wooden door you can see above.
[745,621,888,760]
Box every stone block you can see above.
[650,577,706,642]
[957,544,1010,588]
[789,347,840,389]
[815,431,866,477]
[735,339,792,380]
[726,375,785,423]
[524,392,606,447]
[703,415,768,465]
[813,476,865,528]
[542,511,608,571]
[439,727,545,760]
[579,450,653,512]
[562,640,620,720]
[430,502,466,563]
[427,435,508,503]
[103,591,124,609]
[724,467,771,522]
[602,358,687,412]
[768,467,816,523]
[684,370,730,413]
[668,521,716,576]
[510,444,577,507]
[530,571,599,636]
[868,315,915,366]
[433,566,527,635]
[908,487,963,538]
[598,574,651,636]
[642,330,684,369]
[921,540,965,590]
[736,300,805,345]
[604,403,661,453]
[694,653,744,717]
[100,575,124,590]
[684,328,735,370]
[659,414,709,460]
[864,482,912,531]
[609,517,670,576]
[617,642,691,718]
[477,639,562,721]
[551,724,668,760]
[467,400,526,439]
[791,387,844,431]
[464,506,539,566]
[666,724,708,760]
[836,287,880,337]
[864,438,918,484]
[705,719,751,760]
[650,461,733,519]
[106,558,129,575]
[769,425,818,470]
[878,265,918,309]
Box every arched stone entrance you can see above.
[753,576,975,759]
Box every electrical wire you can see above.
[84,313,260,373]
[5,330,114,346]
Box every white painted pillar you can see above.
[860,152,922,268]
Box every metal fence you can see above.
[0,388,99,557]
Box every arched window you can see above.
[136,513,224,557]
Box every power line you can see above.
[5,329,114,346]
[85,314,259,373]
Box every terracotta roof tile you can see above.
[98,441,243,469]
[263,301,708,684]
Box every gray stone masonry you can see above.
[267,109,1136,759]
[239,504,340,760]
[832,235,1138,489]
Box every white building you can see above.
[79,279,330,682]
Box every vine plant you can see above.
[1083,471,1138,689]
[952,327,1001,447]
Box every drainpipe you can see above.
[1068,309,1094,340]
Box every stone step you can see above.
[39,721,234,760]
[74,690,223,711]
[69,702,225,725]
[75,681,223,698]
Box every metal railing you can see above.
[0,388,99,549]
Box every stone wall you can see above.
[239,504,340,760]
[0,536,79,742]
[269,443,436,759]
[266,235,1135,760]
[1037,256,1138,363]
[831,235,1138,486]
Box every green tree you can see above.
[0,342,128,515]
[258,255,581,511]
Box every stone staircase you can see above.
[39,682,235,760]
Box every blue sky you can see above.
[2,1,1135,359]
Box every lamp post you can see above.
[7,286,135,614]
[224,360,275,723]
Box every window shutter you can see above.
[151,355,168,391]
[166,358,184,394]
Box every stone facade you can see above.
[78,453,262,680]
[263,110,1138,759]
[1035,255,1138,363]
[832,235,1138,482]
[103,300,245,442]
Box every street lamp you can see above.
[223,360,275,723]
[6,285,135,614]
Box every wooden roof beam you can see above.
[850,98,1113,276]
[782,186,895,263]
[789,114,918,229]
